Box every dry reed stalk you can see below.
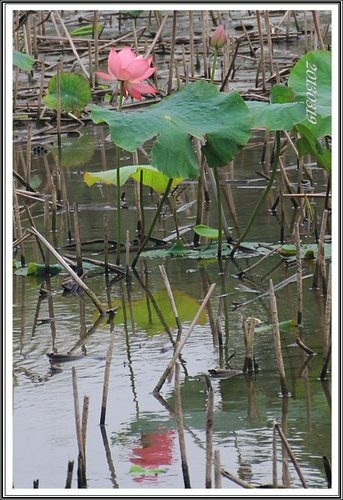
[103,215,109,272]
[100,318,116,426]
[100,426,119,488]
[241,20,256,57]
[73,201,83,276]
[272,423,278,487]
[188,11,195,77]
[153,283,216,393]
[205,375,214,488]
[214,450,222,488]
[220,468,255,488]
[312,209,328,291]
[242,317,256,373]
[145,11,171,58]
[312,11,326,50]
[175,362,191,488]
[159,265,182,335]
[320,264,331,380]
[81,395,89,460]
[43,196,50,269]
[93,11,99,87]
[25,123,32,181]
[13,189,26,267]
[255,11,266,91]
[72,367,87,488]
[264,10,274,78]
[219,38,240,92]
[294,222,303,326]
[206,167,233,243]
[125,230,131,282]
[65,460,74,488]
[201,11,209,79]
[36,62,45,120]
[28,227,107,314]
[56,63,62,148]
[167,11,177,95]
[269,279,289,396]
[273,422,308,488]
[54,11,90,79]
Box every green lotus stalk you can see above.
[114,81,125,265]
[132,178,173,268]
[209,24,227,259]
[230,131,281,257]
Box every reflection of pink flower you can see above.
[131,430,175,468]
[96,47,157,100]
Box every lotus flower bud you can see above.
[210,24,227,49]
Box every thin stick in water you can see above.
[269,279,289,396]
[274,422,308,488]
[205,374,214,489]
[175,361,191,488]
[154,283,216,393]
[100,315,116,426]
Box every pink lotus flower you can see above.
[210,24,227,49]
[96,46,157,101]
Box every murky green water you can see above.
[12,123,331,490]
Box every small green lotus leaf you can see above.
[193,224,225,239]
[43,72,91,113]
[13,49,35,71]
[18,262,63,277]
[70,24,102,36]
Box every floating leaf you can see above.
[15,262,63,277]
[246,101,306,131]
[288,50,331,137]
[43,72,91,113]
[70,24,102,36]
[13,49,35,71]
[193,224,225,239]
[84,165,184,194]
[91,81,252,178]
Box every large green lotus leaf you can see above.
[246,101,306,130]
[288,50,331,137]
[91,81,252,178]
[43,72,91,113]
[112,289,207,335]
[13,49,35,71]
[84,165,183,194]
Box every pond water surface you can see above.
[12,122,331,491]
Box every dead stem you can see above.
[175,362,191,488]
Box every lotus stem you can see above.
[230,130,281,257]
[131,178,173,268]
